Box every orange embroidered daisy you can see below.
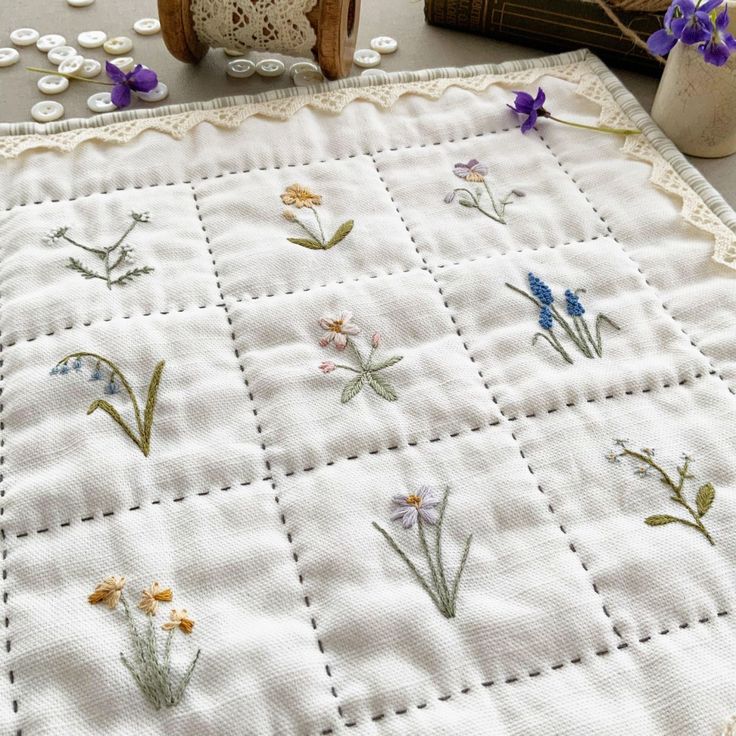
[280,184,322,209]
[162,608,195,634]
[138,581,173,616]
[88,575,126,609]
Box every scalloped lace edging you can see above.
[1,57,734,269]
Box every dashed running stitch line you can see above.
[0,126,518,213]
[504,370,714,422]
[323,610,728,733]
[190,184,344,720]
[536,132,736,399]
[370,152,625,643]
[10,419,502,540]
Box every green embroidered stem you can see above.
[611,443,716,546]
[373,487,472,619]
[45,213,154,290]
[533,331,573,364]
[55,352,164,456]
[546,114,640,136]
[572,316,594,359]
[311,207,326,245]
[594,314,621,355]
[550,304,591,357]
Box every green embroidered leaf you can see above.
[365,372,398,401]
[341,375,364,403]
[287,237,324,250]
[370,355,403,371]
[644,514,682,526]
[324,220,354,249]
[111,266,155,286]
[66,258,104,281]
[458,199,475,208]
[696,482,715,517]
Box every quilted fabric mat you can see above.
[1,48,736,735]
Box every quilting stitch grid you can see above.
[0,65,735,736]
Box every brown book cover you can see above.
[424,0,664,75]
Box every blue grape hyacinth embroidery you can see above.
[506,272,620,364]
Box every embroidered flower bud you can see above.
[564,289,585,317]
[50,365,60,376]
[390,485,440,529]
[72,358,83,372]
[138,581,174,616]
[444,191,456,204]
[88,575,126,609]
[282,209,297,222]
[105,379,121,395]
[131,211,151,223]
[42,226,68,246]
[319,361,336,374]
[371,332,381,348]
[528,272,553,305]
[58,363,70,375]
[539,305,553,330]
[162,608,195,634]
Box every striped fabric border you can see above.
[1,48,734,237]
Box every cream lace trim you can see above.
[190,0,318,57]
[1,57,734,268]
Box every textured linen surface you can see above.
[0,51,735,736]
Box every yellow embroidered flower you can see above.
[282,209,297,222]
[162,608,195,634]
[281,184,322,209]
[138,581,173,616]
[88,575,126,609]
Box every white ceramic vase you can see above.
[651,1,736,158]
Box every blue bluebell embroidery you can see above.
[506,272,620,364]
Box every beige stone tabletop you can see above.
[0,0,733,207]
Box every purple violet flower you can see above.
[453,159,489,182]
[507,88,548,133]
[673,0,722,46]
[699,5,736,65]
[390,485,440,529]
[105,62,158,108]
[647,1,683,55]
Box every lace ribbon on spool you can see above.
[190,0,319,57]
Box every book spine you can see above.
[424,0,663,75]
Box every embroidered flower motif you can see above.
[317,311,403,403]
[88,575,126,609]
[444,159,522,224]
[506,274,620,364]
[41,211,154,290]
[281,184,322,209]
[51,353,165,457]
[139,581,173,616]
[609,441,716,546]
[89,574,200,709]
[390,485,440,529]
[373,487,472,618]
[508,87,639,136]
[281,184,354,250]
[318,311,361,351]
[163,608,195,634]
[453,159,489,182]
[106,62,158,108]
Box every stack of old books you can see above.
[424,0,665,74]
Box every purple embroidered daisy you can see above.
[106,62,158,108]
[453,159,489,182]
[391,485,440,529]
[699,5,736,65]
[508,88,548,133]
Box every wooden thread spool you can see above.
[158,0,360,79]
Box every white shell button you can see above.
[255,58,285,77]
[293,69,325,86]
[31,100,64,122]
[136,82,169,102]
[87,92,116,113]
[103,36,133,54]
[58,54,85,75]
[0,48,20,68]
[109,56,135,72]
[79,58,102,78]
[289,61,320,78]
[226,59,256,78]
[38,74,70,94]
[48,45,78,65]
[36,34,66,52]
[370,36,398,54]
[67,0,95,5]
[10,28,40,47]
[133,18,161,35]
[353,48,381,68]
[361,68,388,78]
[78,31,107,48]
